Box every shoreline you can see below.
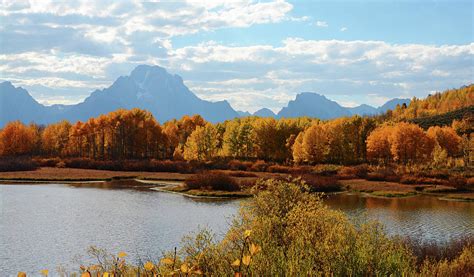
[0,167,472,202]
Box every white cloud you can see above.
[1,1,473,112]
[2,38,473,111]
[315,21,328,28]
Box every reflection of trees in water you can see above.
[325,193,474,242]
[364,195,473,212]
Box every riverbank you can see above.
[0,167,473,201]
[340,179,474,201]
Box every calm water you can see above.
[0,184,240,276]
[323,193,474,241]
[1,184,473,276]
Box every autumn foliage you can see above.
[0,85,472,170]
[0,121,39,156]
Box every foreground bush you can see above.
[185,172,240,191]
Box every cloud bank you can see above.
[1,0,473,112]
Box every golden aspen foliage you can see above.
[389,122,434,164]
[0,121,38,156]
[301,123,330,164]
[427,126,462,157]
[183,123,219,161]
[41,120,71,156]
[144,261,154,271]
[366,125,394,164]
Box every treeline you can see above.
[0,109,312,162]
[389,84,474,120]
[409,106,474,131]
[0,107,472,167]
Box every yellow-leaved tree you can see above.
[183,123,219,161]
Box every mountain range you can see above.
[0,65,410,127]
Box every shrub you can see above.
[151,160,192,173]
[238,178,258,189]
[61,158,193,173]
[188,178,415,276]
[338,164,369,179]
[296,174,343,192]
[34,157,61,167]
[404,236,474,265]
[0,157,38,172]
[226,171,257,178]
[227,159,252,171]
[185,172,240,191]
[448,176,468,191]
[249,160,268,172]
[367,167,400,182]
[267,165,292,173]
[288,165,314,175]
[399,175,447,185]
[313,164,341,176]
[467,177,474,189]
[419,244,474,276]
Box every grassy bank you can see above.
[0,167,192,182]
[1,166,472,200]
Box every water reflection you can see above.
[0,184,239,276]
[324,193,474,242]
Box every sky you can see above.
[0,0,473,113]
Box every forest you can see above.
[0,85,473,171]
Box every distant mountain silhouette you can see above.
[0,65,412,127]
[0,65,240,126]
[237,110,252,117]
[347,104,378,116]
[253,108,276,117]
[0,81,50,126]
[377,98,411,113]
[276,93,410,119]
[61,65,240,123]
[277,92,352,119]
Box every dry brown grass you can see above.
[340,179,418,193]
[0,167,192,181]
[443,192,474,201]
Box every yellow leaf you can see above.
[242,255,251,266]
[160,257,174,265]
[180,263,189,273]
[17,272,27,277]
[103,273,109,277]
[144,261,154,271]
[88,265,99,271]
[118,251,127,258]
[249,243,261,255]
[244,229,252,239]
[231,259,240,267]
[40,269,49,276]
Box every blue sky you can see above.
[1,0,473,112]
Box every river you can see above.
[1,184,473,276]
